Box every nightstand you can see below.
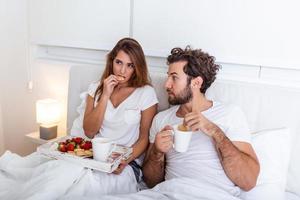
[25,131,66,145]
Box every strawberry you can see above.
[85,141,92,149]
[67,143,75,151]
[81,143,89,150]
[69,141,76,146]
[73,137,83,144]
[58,144,67,152]
[80,142,85,149]
[81,141,92,150]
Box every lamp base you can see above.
[39,125,57,140]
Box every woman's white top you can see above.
[88,82,158,147]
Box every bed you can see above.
[0,64,299,199]
[67,65,300,199]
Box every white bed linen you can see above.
[61,177,242,200]
[0,151,242,200]
[0,151,137,200]
[286,192,300,200]
[0,151,84,200]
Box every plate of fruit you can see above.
[56,137,93,157]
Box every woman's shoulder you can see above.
[138,85,158,98]
[138,84,156,93]
[88,81,100,88]
[87,81,100,97]
[133,85,158,109]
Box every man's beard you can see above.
[167,86,193,105]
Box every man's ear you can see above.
[191,76,203,89]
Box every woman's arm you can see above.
[83,94,109,138]
[83,76,118,138]
[127,104,157,163]
[113,104,157,175]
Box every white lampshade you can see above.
[36,99,61,127]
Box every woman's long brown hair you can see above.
[94,38,151,102]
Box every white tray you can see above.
[37,136,132,173]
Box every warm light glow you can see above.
[36,99,61,126]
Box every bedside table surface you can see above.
[25,131,66,145]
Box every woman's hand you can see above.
[112,159,127,175]
[102,75,118,98]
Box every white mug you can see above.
[172,124,193,153]
[92,137,114,162]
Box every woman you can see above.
[0,38,157,199]
[79,38,158,195]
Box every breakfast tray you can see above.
[37,136,132,173]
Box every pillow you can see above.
[70,82,98,139]
[241,128,291,200]
[69,90,87,138]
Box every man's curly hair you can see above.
[167,46,221,94]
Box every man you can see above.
[142,46,260,196]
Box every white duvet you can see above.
[0,151,242,200]
[61,177,242,200]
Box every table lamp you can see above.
[36,99,62,140]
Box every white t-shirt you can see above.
[88,82,158,147]
[149,101,251,195]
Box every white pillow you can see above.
[241,128,291,200]
[70,82,99,139]
[69,90,87,138]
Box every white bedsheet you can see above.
[0,151,244,200]
[62,177,242,200]
[0,151,137,199]
[0,151,84,200]
[286,192,300,200]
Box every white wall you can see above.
[0,1,4,155]
[27,0,300,70]
[0,0,122,156]
[133,0,300,69]
[0,0,37,155]
[0,102,4,155]
[33,60,72,136]
[29,0,131,49]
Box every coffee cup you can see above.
[92,137,115,162]
[172,124,193,152]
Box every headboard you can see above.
[67,65,103,133]
[67,65,300,194]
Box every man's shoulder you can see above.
[154,106,178,120]
[150,106,178,143]
[211,101,243,115]
[151,106,178,129]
